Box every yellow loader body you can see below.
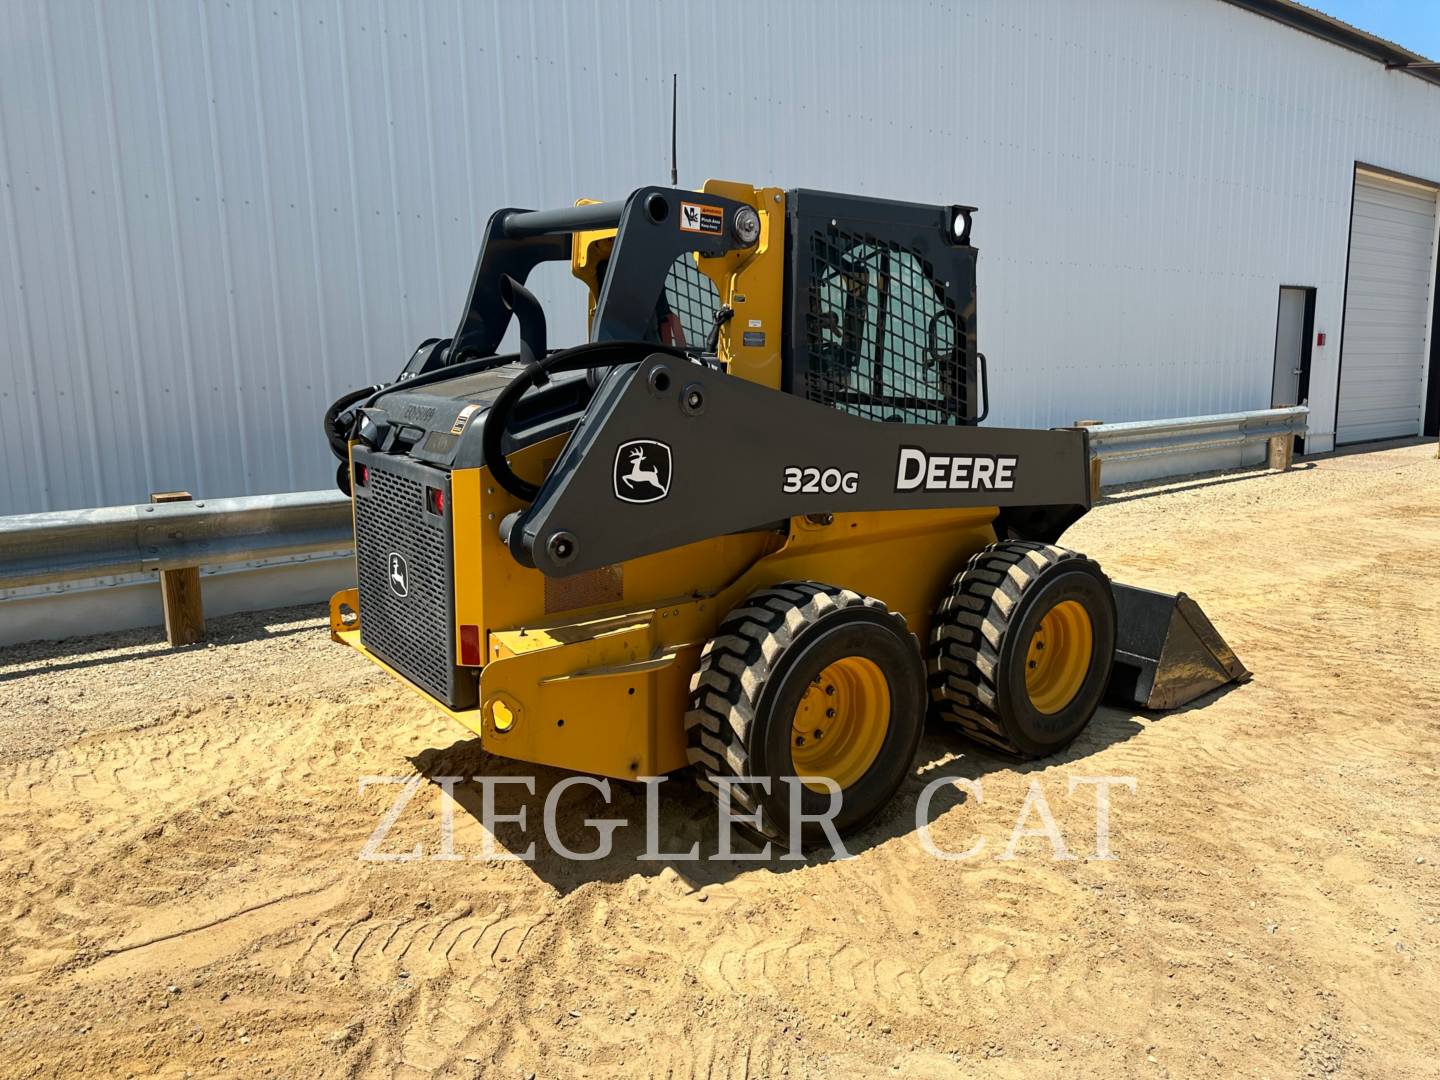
[334,428,997,778]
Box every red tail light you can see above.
[427,486,445,516]
[354,464,369,487]
[459,624,481,666]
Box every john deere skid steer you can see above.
[324,180,1248,843]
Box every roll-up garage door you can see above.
[1336,171,1439,444]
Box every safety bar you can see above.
[501,201,626,239]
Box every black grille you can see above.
[802,229,965,424]
[353,458,463,706]
[658,254,721,350]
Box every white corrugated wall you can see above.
[2,0,1439,514]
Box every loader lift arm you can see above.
[496,352,1092,577]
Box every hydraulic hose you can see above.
[324,384,383,461]
[333,266,685,503]
[500,274,546,370]
[481,340,686,502]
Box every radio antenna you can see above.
[669,73,678,187]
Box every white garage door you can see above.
[1336,171,1439,444]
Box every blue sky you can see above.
[1310,1,1440,58]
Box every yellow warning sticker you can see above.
[451,404,482,435]
[679,202,724,234]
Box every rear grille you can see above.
[353,455,469,707]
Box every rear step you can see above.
[1107,583,1252,710]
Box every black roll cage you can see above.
[430,186,756,373]
[397,184,984,433]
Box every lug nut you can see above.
[826,708,836,718]
[825,685,836,696]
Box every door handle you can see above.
[975,351,990,423]
[1291,369,1303,376]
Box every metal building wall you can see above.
[2,0,1439,514]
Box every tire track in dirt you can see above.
[0,700,359,981]
[299,903,551,979]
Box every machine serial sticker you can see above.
[679,202,724,234]
[894,447,1017,492]
[742,331,766,347]
[450,403,482,435]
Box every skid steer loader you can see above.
[324,181,1248,843]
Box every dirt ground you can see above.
[1,439,1437,1079]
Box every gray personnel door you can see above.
[1271,287,1312,408]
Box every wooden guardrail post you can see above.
[1074,420,1104,500]
[150,491,205,646]
[1267,435,1295,472]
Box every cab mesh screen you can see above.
[659,255,721,351]
[803,230,964,424]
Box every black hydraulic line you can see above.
[481,341,686,502]
[342,268,685,503]
[704,305,734,354]
[324,384,384,461]
[500,201,625,239]
[500,275,546,372]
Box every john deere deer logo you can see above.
[387,552,409,598]
[613,440,672,504]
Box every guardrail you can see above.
[1080,405,1308,495]
[0,491,350,591]
[1083,405,1308,463]
[0,405,1309,643]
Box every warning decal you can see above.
[679,202,724,234]
[450,404,482,435]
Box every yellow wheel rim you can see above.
[791,656,890,793]
[1024,599,1094,714]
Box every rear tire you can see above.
[685,582,926,846]
[928,542,1116,758]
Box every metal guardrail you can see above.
[0,406,1309,595]
[1085,406,1308,464]
[0,491,351,591]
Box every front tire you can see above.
[685,582,926,846]
[928,542,1116,757]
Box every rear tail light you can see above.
[427,486,445,516]
[354,463,369,487]
[459,624,481,666]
